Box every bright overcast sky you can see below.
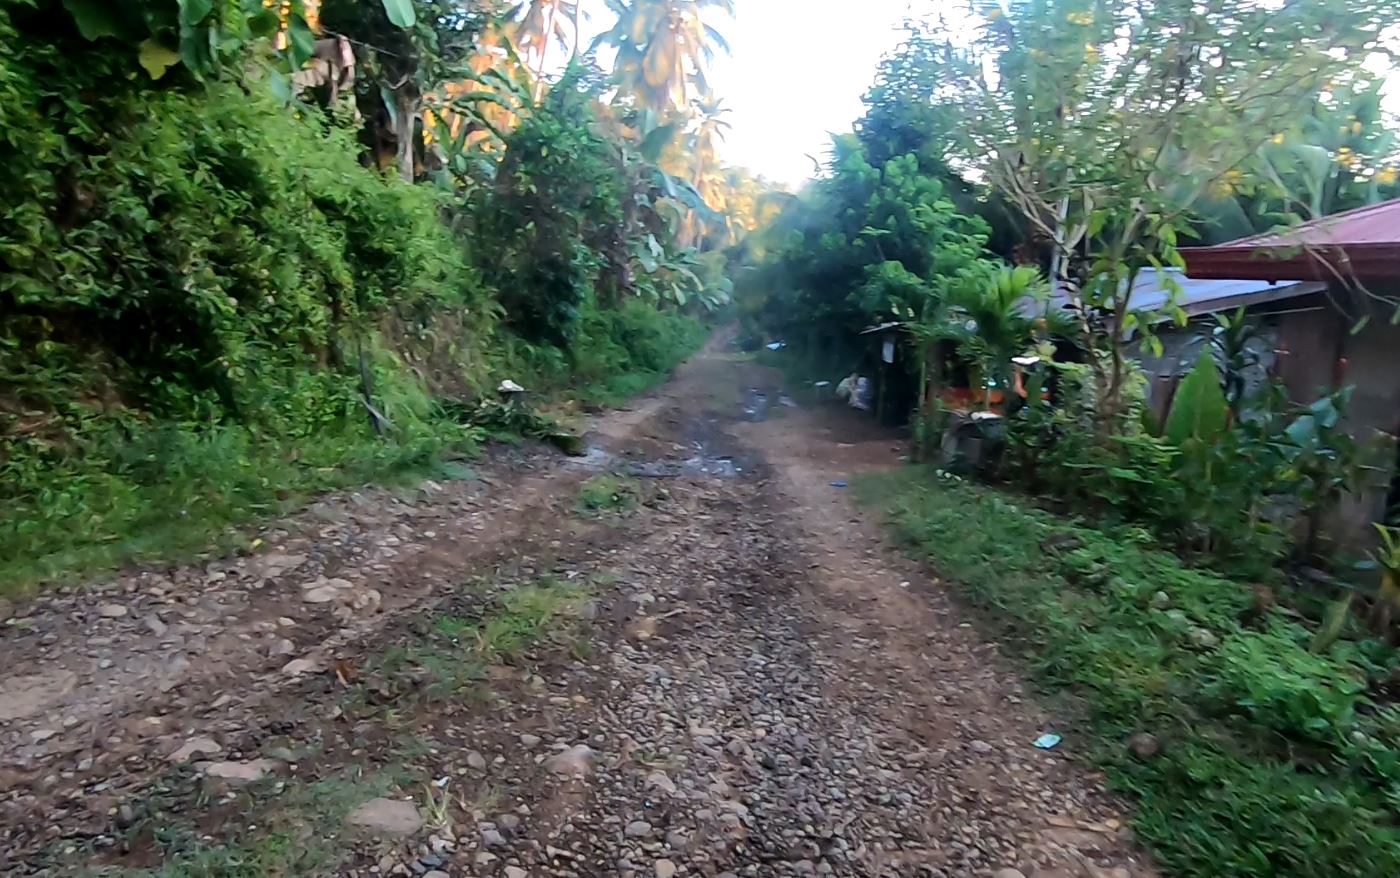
[701,1,919,187]
[576,4,1400,189]
[580,0,921,188]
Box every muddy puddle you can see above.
[569,442,748,479]
[569,391,779,480]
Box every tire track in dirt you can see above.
[0,361,714,863]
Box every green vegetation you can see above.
[433,577,594,663]
[576,474,648,516]
[131,770,394,878]
[0,0,747,595]
[741,0,1398,572]
[375,575,596,700]
[860,470,1400,878]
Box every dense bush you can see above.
[0,34,494,426]
[472,67,626,348]
[0,6,712,592]
[0,53,494,585]
[744,142,989,349]
[862,470,1400,877]
[499,297,705,405]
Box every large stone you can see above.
[281,657,320,676]
[204,759,278,784]
[0,670,78,721]
[301,585,343,604]
[654,860,678,878]
[169,736,222,763]
[346,797,423,836]
[1187,626,1220,649]
[259,553,307,576]
[1127,732,1160,759]
[269,638,296,658]
[544,744,596,778]
[344,587,382,614]
[98,603,128,619]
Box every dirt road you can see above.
[0,343,1155,878]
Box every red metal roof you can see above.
[1181,197,1400,282]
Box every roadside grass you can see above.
[61,768,400,878]
[856,467,1400,878]
[434,576,594,660]
[147,771,397,878]
[1,306,705,599]
[576,474,647,517]
[0,429,481,599]
[576,369,674,408]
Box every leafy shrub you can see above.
[861,470,1400,877]
[1002,354,1291,577]
[1203,629,1367,746]
[498,297,704,405]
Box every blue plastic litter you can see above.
[829,480,848,488]
[1033,733,1062,750]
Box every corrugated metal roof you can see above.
[1046,268,1323,317]
[1181,197,1400,281]
[1215,197,1400,247]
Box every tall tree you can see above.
[1195,78,1400,244]
[594,0,733,118]
[917,0,1399,428]
[683,95,730,243]
[689,95,730,186]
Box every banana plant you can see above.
[1275,388,1376,559]
[1368,525,1400,638]
[423,64,534,187]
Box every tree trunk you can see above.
[395,92,417,183]
[533,7,553,103]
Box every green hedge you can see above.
[860,469,1400,877]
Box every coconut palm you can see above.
[595,0,734,118]
[690,95,730,184]
[682,96,731,244]
[514,0,580,92]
